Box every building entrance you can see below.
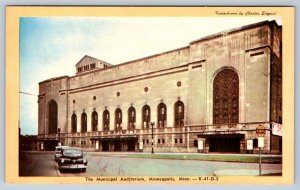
[127,140,136,151]
[102,141,109,151]
[43,140,59,151]
[199,133,244,153]
[209,137,241,153]
[114,140,122,151]
[94,136,138,152]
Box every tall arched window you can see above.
[213,69,239,124]
[115,108,122,131]
[48,100,58,134]
[71,113,77,133]
[128,106,136,130]
[174,101,184,127]
[91,111,98,131]
[157,103,167,128]
[103,110,110,131]
[81,112,87,132]
[142,105,151,129]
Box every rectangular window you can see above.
[232,114,238,123]
[178,106,182,113]
[223,115,229,123]
[175,139,177,143]
[279,101,282,111]
[158,139,160,144]
[162,139,165,144]
[250,51,264,57]
[180,139,183,144]
[223,100,228,108]
[147,139,149,144]
[232,99,238,108]
[279,116,282,124]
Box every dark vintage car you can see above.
[54,145,69,162]
[58,148,88,172]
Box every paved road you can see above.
[19,151,282,176]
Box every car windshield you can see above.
[63,149,82,156]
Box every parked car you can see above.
[54,145,69,162]
[58,148,88,172]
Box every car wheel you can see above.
[59,168,64,173]
[81,168,86,172]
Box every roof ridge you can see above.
[75,55,112,66]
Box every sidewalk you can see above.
[213,169,282,176]
[24,150,282,158]
[87,151,282,158]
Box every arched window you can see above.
[103,110,110,131]
[128,106,136,130]
[48,100,58,134]
[115,108,122,131]
[157,103,167,128]
[71,114,77,133]
[142,105,151,129]
[174,101,184,127]
[213,69,239,124]
[81,112,87,132]
[91,111,98,131]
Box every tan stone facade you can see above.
[37,20,282,154]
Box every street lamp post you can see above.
[58,127,61,146]
[150,122,155,154]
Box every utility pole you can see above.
[151,122,155,154]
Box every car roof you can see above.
[62,147,82,151]
[55,146,69,149]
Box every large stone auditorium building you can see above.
[37,20,282,154]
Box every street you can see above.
[19,151,282,176]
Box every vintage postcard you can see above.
[5,6,294,184]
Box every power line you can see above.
[19,91,38,97]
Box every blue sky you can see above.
[20,17,281,135]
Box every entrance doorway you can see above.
[208,137,241,153]
[44,140,58,151]
[199,134,244,153]
[127,140,136,151]
[95,137,138,152]
[114,140,122,151]
[102,141,109,151]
